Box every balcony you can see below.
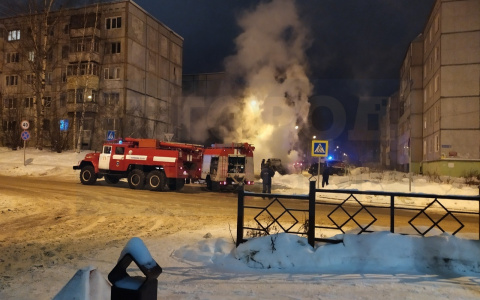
[66,102,98,114]
[68,52,101,64]
[66,75,99,90]
[69,27,100,39]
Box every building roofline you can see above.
[0,0,183,41]
[127,0,183,41]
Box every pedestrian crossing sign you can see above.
[312,140,328,157]
[107,130,115,141]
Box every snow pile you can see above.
[175,232,480,276]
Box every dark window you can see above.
[115,147,124,155]
[43,119,50,131]
[106,17,122,29]
[25,97,34,108]
[4,98,17,109]
[3,120,17,131]
[62,46,69,59]
[103,92,120,105]
[60,94,66,107]
[106,42,121,54]
[70,13,100,30]
[367,114,379,131]
[6,75,18,86]
[6,52,19,63]
[43,97,52,108]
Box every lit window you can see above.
[7,30,20,41]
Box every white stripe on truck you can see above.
[153,156,176,163]
[126,155,147,161]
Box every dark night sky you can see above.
[134,0,435,86]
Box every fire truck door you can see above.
[111,146,126,170]
[99,145,112,170]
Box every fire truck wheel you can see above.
[206,176,212,190]
[168,178,185,191]
[146,170,166,191]
[128,169,146,189]
[104,175,120,184]
[80,165,97,185]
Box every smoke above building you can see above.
[184,0,313,168]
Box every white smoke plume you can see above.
[222,0,312,168]
[183,0,313,171]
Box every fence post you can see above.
[390,195,395,233]
[236,186,245,247]
[308,180,316,247]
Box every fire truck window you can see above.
[115,147,124,155]
[103,146,112,154]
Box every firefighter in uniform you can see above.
[261,161,275,195]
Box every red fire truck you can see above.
[201,143,255,191]
[73,138,203,191]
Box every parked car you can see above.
[308,160,347,176]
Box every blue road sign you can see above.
[60,119,69,131]
[21,130,31,141]
[312,140,328,157]
[107,130,115,141]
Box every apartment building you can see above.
[397,35,424,173]
[389,0,480,176]
[0,0,183,151]
[421,0,480,176]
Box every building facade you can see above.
[397,35,424,173]
[0,0,183,151]
[380,92,399,170]
[389,0,480,176]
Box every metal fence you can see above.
[236,181,480,247]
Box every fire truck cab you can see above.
[201,143,255,191]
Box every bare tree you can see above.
[74,5,99,152]
[1,0,72,150]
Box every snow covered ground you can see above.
[1,147,480,299]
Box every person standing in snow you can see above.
[322,164,330,188]
[261,162,275,195]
